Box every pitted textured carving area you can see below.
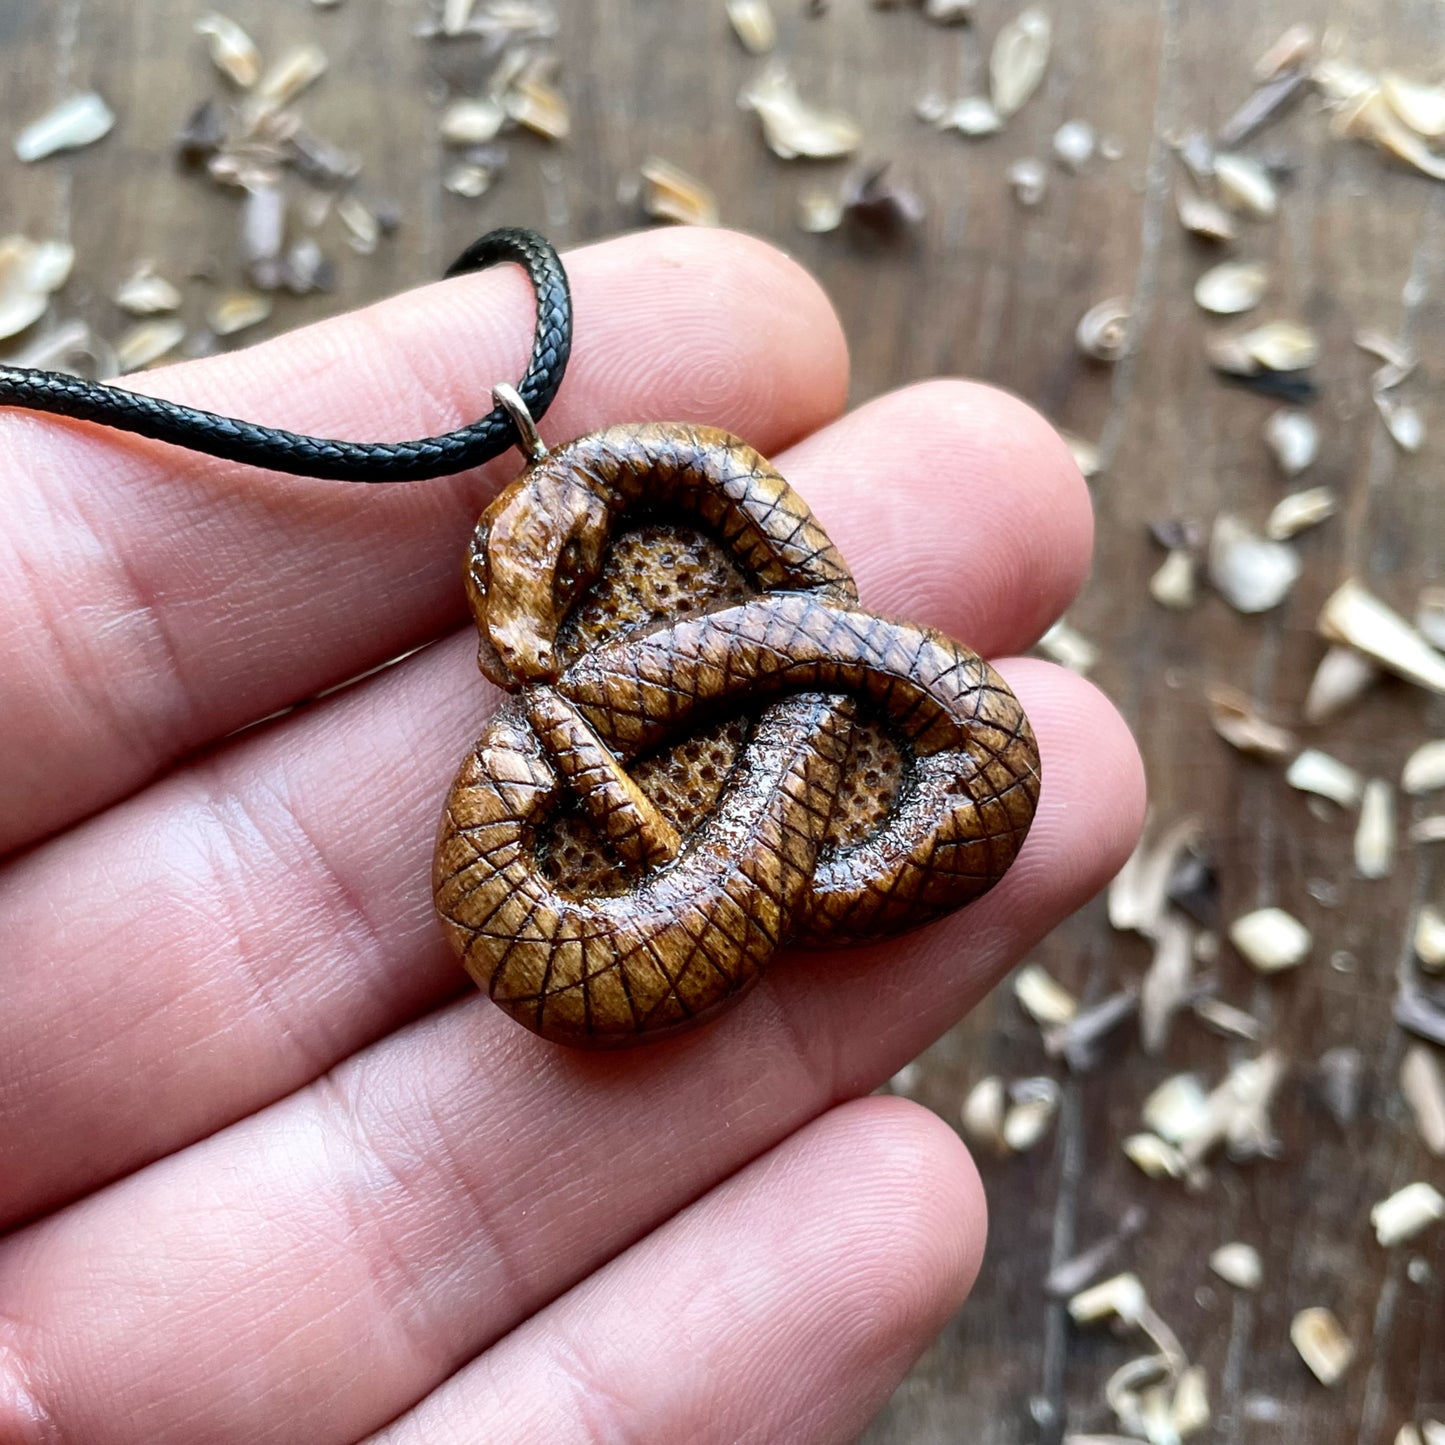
[434,423,1041,1047]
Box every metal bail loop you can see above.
[492,382,548,463]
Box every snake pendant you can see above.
[433,422,1041,1048]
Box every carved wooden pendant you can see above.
[434,423,1041,1047]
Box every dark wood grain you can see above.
[4,1,1442,1439]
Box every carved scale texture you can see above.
[434,423,1041,1047]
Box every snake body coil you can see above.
[434,424,1041,1047]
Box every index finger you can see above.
[0,228,848,854]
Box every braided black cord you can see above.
[0,227,571,482]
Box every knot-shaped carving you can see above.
[433,424,1040,1047]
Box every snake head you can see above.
[476,471,610,683]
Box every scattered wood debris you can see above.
[1401,1046,1445,1155]
[1207,514,1300,613]
[740,64,862,159]
[726,0,778,55]
[1264,408,1318,474]
[1209,1242,1262,1290]
[1003,1076,1061,1152]
[1195,259,1268,315]
[1370,1182,1444,1247]
[1286,748,1364,808]
[0,236,75,341]
[1230,908,1311,974]
[1318,580,1445,694]
[1206,685,1296,759]
[15,93,115,162]
[989,9,1051,119]
[1291,1307,1355,1386]
[639,158,720,226]
[1013,963,1078,1027]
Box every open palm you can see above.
[0,229,1142,1444]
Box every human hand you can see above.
[0,229,1143,1443]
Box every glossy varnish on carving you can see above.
[434,423,1041,1046]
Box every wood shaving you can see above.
[740,65,861,159]
[1037,619,1098,674]
[114,264,182,316]
[797,187,844,234]
[444,161,497,198]
[0,237,75,341]
[505,75,571,141]
[1291,1307,1354,1386]
[1053,120,1096,171]
[1265,486,1335,541]
[1195,260,1268,315]
[1172,1364,1211,1439]
[938,97,1003,137]
[114,319,187,372]
[1354,780,1395,879]
[195,13,261,89]
[1264,408,1318,474]
[923,0,976,20]
[1176,186,1238,242]
[1076,297,1132,362]
[1109,817,1204,939]
[1209,1242,1262,1290]
[1230,908,1311,973]
[1213,151,1278,216]
[1334,89,1445,181]
[15,93,115,162]
[1141,914,1194,1053]
[640,158,719,226]
[961,1075,1007,1154]
[1381,73,1445,138]
[1126,1131,1192,1184]
[1376,392,1425,452]
[1007,156,1048,205]
[1318,579,1445,695]
[1191,996,1264,1041]
[207,291,272,336]
[441,97,506,145]
[1013,963,1079,1026]
[1255,24,1314,81]
[1069,1272,1149,1326]
[1413,905,1445,972]
[1142,1073,1211,1145]
[1207,514,1300,613]
[1150,549,1197,610]
[1304,646,1379,724]
[1411,816,1445,845]
[726,0,778,55]
[1206,685,1296,758]
[1003,1076,1061,1152]
[1287,748,1364,808]
[989,8,1051,119]
[1401,1046,1445,1155]
[1402,741,1445,795]
[1370,1182,1444,1247]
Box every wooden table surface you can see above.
[5,1,1444,1441]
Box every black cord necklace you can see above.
[0,227,570,482]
